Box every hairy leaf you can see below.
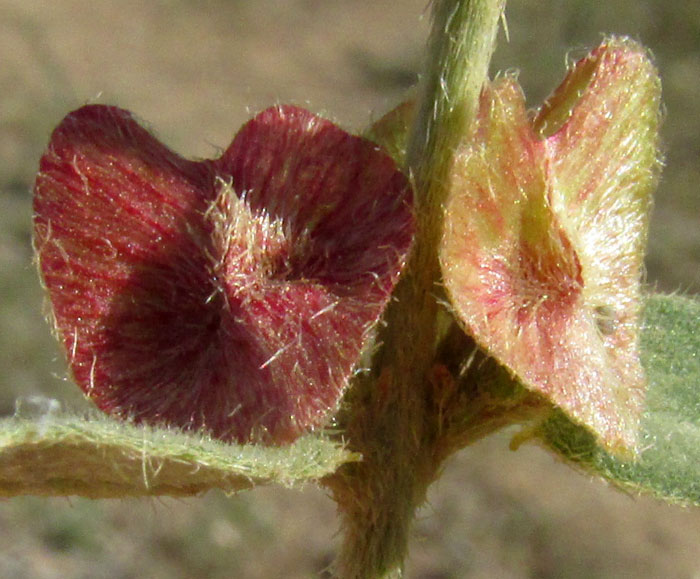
[0,411,356,498]
[535,293,700,505]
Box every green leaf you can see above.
[535,293,700,505]
[0,411,357,498]
[364,100,414,166]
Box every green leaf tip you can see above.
[534,293,700,505]
[365,100,415,166]
[0,411,357,499]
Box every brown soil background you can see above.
[1,1,699,577]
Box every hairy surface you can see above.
[441,39,662,454]
[34,105,414,444]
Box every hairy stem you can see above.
[327,1,505,577]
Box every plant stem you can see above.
[327,1,505,577]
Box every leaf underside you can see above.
[536,293,700,505]
[0,413,356,498]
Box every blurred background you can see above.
[1,1,698,577]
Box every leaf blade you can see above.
[0,413,356,498]
[535,293,700,505]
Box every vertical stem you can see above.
[408,0,506,213]
[328,1,505,578]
